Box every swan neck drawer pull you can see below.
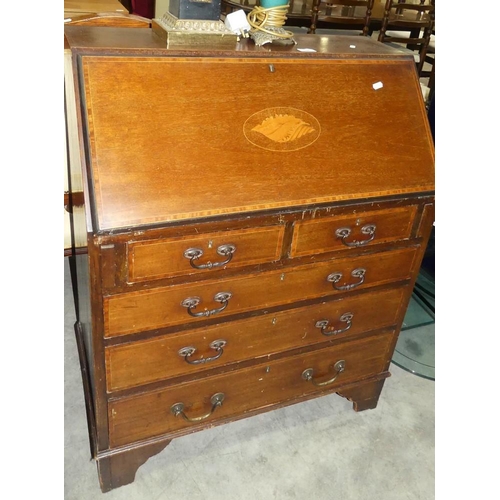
[315,313,353,336]
[184,244,236,270]
[170,393,225,422]
[181,292,232,317]
[301,360,346,387]
[178,339,227,364]
[335,224,376,247]
[327,268,366,291]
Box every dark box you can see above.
[168,0,222,21]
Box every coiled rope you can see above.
[246,5,294,39]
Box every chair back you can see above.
[378,0,435,74]
[308,0,375,35]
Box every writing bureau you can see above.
[64,26,435,492]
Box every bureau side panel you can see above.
[72,239,111,453]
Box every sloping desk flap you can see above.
[79,55,434,230]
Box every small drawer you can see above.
[108,331,393,447]
[290,206,417,258]
[105,287,406,391]
[127,225,285,282]
[104,246,419,337]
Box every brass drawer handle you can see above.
[170,392,225,423]
[302,360,346,387]
[327,268,366,291]
[178,339,227,365]
[184,244,236,270]
[181,292,232,318]
[335,224,376,247]
[315,313,353,336]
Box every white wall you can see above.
[155,0,170,17]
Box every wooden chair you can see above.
[308,0,375,36]
[377,0,435,75]
[420,29,435,102]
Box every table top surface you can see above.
[64,25,410,56]
[64,0,127,16]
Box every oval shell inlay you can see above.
[244,107,321,152]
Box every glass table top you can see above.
[392,268,435,381]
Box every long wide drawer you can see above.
[127,225,285,282]
[108,331,393,447]
[104,246,419,337]
[105,287,406,391]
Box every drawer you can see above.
[290,206,417,258]
[108,331,393,447]
[127,225,285,282]
[105,287,406,391]
[104,246,419,337]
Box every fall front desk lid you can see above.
[80,55,434,230]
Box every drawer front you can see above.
[108,331,393,446]
[104,246,419,337]
[291,206,417,258]
[128,225,285,282]
[105,287,406,391]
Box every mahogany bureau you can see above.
[64,26,435,492]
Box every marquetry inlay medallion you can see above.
[243,107,321,152]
